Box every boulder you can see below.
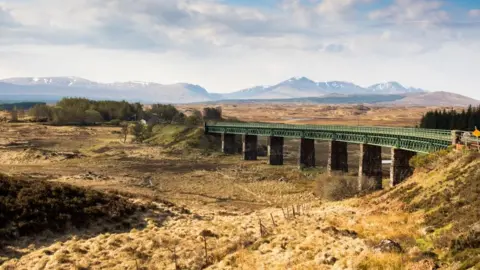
[374,239,403,253]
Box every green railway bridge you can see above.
[205,121,458,190]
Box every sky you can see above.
[0,0,479,98]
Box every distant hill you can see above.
[196,92,479,106]
[195,94,407,105]
[0,77,211,103]
[0,76,476,106]
[221,77,425,100]
[382,91,480,106]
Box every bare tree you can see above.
[120,121,129,143]
[199,229,218,267]
[17,109,25,120]
[160,236,181,270]
[10,107,18,122]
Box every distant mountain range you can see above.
[0,76,478,106]
[222,77,425,100]
[0,77,211,103]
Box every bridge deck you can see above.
[205,121,453,153]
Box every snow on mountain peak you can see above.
[128,81,151,86]
[367,81,425,94]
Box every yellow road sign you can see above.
[473,128,480,138]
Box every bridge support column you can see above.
[222,133,236,154]
[358,144,382,190]
[299,138,315,169]
[268,136,284,165]
[208,133,222,151]
[242,135,258,160]
[390,148,416,187]
[328,141,348,174]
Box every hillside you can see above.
[384,91,480,106]
[144,124,221,152]
[0,173,141,242]
[1,121,478,269]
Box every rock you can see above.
[421,226,435,235]
[470,222,480,233]
[325,256,337,265]
[374,239,403,253]
[321,226,358,239]
[192,214,203,220]
[315,252,337,265]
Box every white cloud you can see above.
[316,0,372,19]
[469,9,480,17]
[0,0,479,99]
[368,0,449,26]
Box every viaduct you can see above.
[205,121,458,190]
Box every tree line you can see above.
[0,102,45,111]
[27,98,224,126]
[419,105,480,130]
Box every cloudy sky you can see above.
[0,0,479,98]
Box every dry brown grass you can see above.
[177,104,461,127]
[0,106,476,269]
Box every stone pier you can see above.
[242,135,258,160]
[299,138,315,169]
[208,133,223,151]
[222,133,236,154]
[268,136,284,165]
[358,144,382,190]
[390,148,416,187]
[328,141,348,174]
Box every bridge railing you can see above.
[205,121,453,142]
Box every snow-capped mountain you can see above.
[367,82,425,94]
[223,77,424,100]
[318,81,366,94]
[221,86,271,99]
[4,76,473,106]
[1,76,99,88]
[0,77,211,103]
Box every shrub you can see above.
[149,104,181,124]
[9,107,18,122]
[315,175,360,201]
[185,110,203,126]
[202,107,222,121]
[409,149,453,171]
[29,104,52,121]
[130,122,148,143]
[171,112,186,124]
[0,173,138,240]
[84,109,104,124]
[451,230,480,252]
[106,119,122,126]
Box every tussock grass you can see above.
[0,173,140,241]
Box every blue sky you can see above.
[0,0,480,99]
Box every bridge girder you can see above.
[206,124,451,154]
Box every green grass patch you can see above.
[144,124,219,152]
